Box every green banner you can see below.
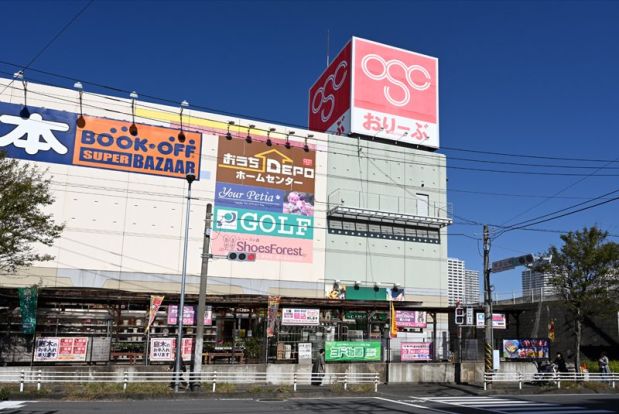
[325,341,382,362]
[345,287,388,301]
[18,287,38,334]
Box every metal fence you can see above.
[0,370,380,393]
[484,371,618,390]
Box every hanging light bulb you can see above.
[16,72,29,119]
[285,131,295,149]
[129,91,139,136]
[266,128,275,146]
[246,124,255,144]
[226,121,235,140]
[74,82,86,128]
[178,100,189,143]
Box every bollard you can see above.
[344,373,348,391]
[293,372,297,392]
[123,371,128,392]
[374,373,379,393]
[484,374,487,391]
[37,369,42,392]
[212,371,217,393]
[519,373,522,390]
[19,370,24,393]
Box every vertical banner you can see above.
[18,287,38,334]
[548,319,555,342]
[267,296,281,337]
[389,302,398,338]
[146,295,165,333]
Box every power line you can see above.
[3,78,619,179]
[1,62,618,169]
[0,1,94,97]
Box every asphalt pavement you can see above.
[1,385,618,414]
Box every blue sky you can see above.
[2,1,618,297]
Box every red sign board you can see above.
[308,41,352,134]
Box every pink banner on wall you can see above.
[401,342,432,361]
[211,233,313,263]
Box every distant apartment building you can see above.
[448,258,465,306]
[464,269,480,305]
[522,269,557,299]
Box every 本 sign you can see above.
[34,337,89,362]
[149,338,193,361]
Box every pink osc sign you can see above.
[308,37,439,149]
[308,41,352,134]
[352,37,438,148]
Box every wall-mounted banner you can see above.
[0,102,202,179]
[213,207,313,239]
[281,308,320,326]
[215,182,284,212]
[401,342,432,361]
[325,341,381,362]
[0,102,77,164]
[167,305,212,326]
[503,338,549,360]
[476,313,506,329]
[74,116,201,179]
[34,337,89,362]
[395,311,427,328]
[210,233,312,263]
[149,338,193,361]
[216,136,316,193]
[18,287,38,334]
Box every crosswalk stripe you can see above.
[411,396,614,414]
[0,401,29,411]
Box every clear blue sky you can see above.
[2,1,618,298]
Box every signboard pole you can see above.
[174,175,195,392]
[483,225,493,376]
[193,203,213,385]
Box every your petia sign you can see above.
[308,37,439,149]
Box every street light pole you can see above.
[483,224,493,376]
[174,174,195,392]
[193,203,212,383]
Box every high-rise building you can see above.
[464,269,480,305]
[448,258,465,306]
[522,270,557,300]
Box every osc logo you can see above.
[311,60,348,123]
[216,210,238,230]
[360,53,431,107]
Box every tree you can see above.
[545,227,619,372]
[0,152,64,273]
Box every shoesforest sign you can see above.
[0,102,202,179]
[212,136,316,263]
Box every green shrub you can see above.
[215,383,236,393]
[0,386,9,401]
[349,383,375,393]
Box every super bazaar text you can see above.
[79,127,198,175]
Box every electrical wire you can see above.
[0,1,94,97]
[1,65,619,173]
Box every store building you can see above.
[0,37,452,365]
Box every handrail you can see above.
[483,371,617,390]
[0,370,381,393]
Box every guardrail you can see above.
[484,372,618,390]
[0,370,380,393]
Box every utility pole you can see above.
[483,224,493,375]
[193,203,212,385]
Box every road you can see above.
[1,393,618,414]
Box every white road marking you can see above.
[0,401,30,411]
